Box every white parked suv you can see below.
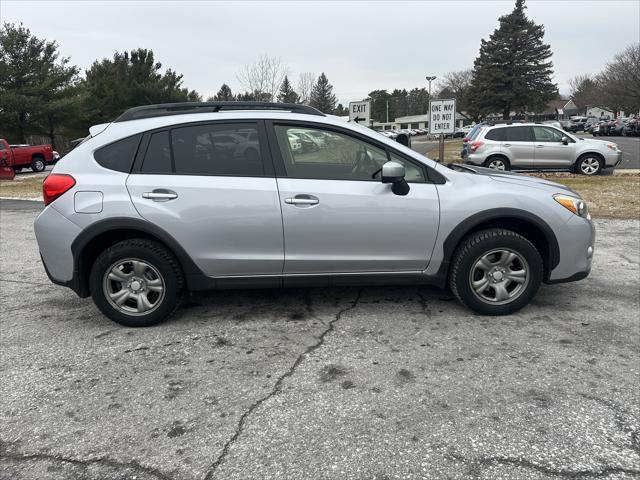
[35,103,595,326]
[462,123,622,175]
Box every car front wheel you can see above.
[577,155,602,175]
[89,239,183,327]
[449,229,543,315]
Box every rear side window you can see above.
[171,123,264,176]
[94,134,142,173]
[141,131,172,173]
[485,128,505,141]
[504,126,532,142]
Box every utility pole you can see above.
[386,100,389,124]
[426,75,443,162]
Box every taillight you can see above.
[470,141,484,153]
[462,137,469,143]
[43,174,75,206]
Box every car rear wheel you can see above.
[89,239,183,327]
[449,229,543,315]
[31,157,46,172]
[484,157,510,171]
[577,155,602,175]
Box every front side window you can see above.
[533,126,564,142]
[171,123,264,176]
[274,125,424,182]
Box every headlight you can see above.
[606,143,618,151]
[554,194,590,219]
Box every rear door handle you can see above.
[285,195,319,206]
[536,144,545,148]
[142,189,178,201]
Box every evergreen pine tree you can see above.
[467,0,557,119]
[277,76,300,103]
[213,84,234,101]
[309,73,337,113]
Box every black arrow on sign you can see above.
[352,116,367,123]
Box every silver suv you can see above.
[35,102,595,327]
[462,123,622,175]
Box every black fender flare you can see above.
[69,217,204,297]
[434,208,560,283]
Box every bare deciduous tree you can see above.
[597,43,640,113]
[237,54,288,102]
[297,72,316,105]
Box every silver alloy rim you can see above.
[488,159,506,170]
[580,157,600,175]
[469,249,530,305]
[34,160,44,171]
[103,258,165,316]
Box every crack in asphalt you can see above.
[580,393,640,456]
[447,450,640,478]
[203,289,363,480]
[0,443,173,480]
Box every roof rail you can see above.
[113,101,325,122]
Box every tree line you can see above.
[1,0,638,148]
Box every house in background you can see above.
[483,99,579,122]
[586,106,614,119]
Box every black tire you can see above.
[483,156,510,171]
[449,229,543,316]
[89,239,184,327]
[576,154,603,176]
[31,156,46,172]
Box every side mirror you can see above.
[561,136,569,145]
[381,161,410,196]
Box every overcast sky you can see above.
[2,0,639,103]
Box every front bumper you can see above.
[545,215,595,284]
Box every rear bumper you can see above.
[34,205,81,285]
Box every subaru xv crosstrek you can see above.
[461,122,622,175]
[35,102,595,327]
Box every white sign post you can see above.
[349,100,371,125]
[429,98,456,162]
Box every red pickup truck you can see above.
[0,139,54,173]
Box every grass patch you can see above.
[0,175,44,200]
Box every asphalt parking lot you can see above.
[1,199,639,480]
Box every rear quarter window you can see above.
[94,134,142,173]
[485,128,505,141]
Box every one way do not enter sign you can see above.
[429,98,456,135]
[349,100,371,124]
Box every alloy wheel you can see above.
[103,258,165,316]
[488,159,506,170]
[580,157,600,175]
[469,249,530,305]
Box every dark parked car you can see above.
[622,118,639,137]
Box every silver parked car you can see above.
[462,123,622,175]
[36,102,595,327]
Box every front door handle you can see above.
[285,195,319,206]
[536,144,545,148]
[142,189,178,201]
[503,143,511,147]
